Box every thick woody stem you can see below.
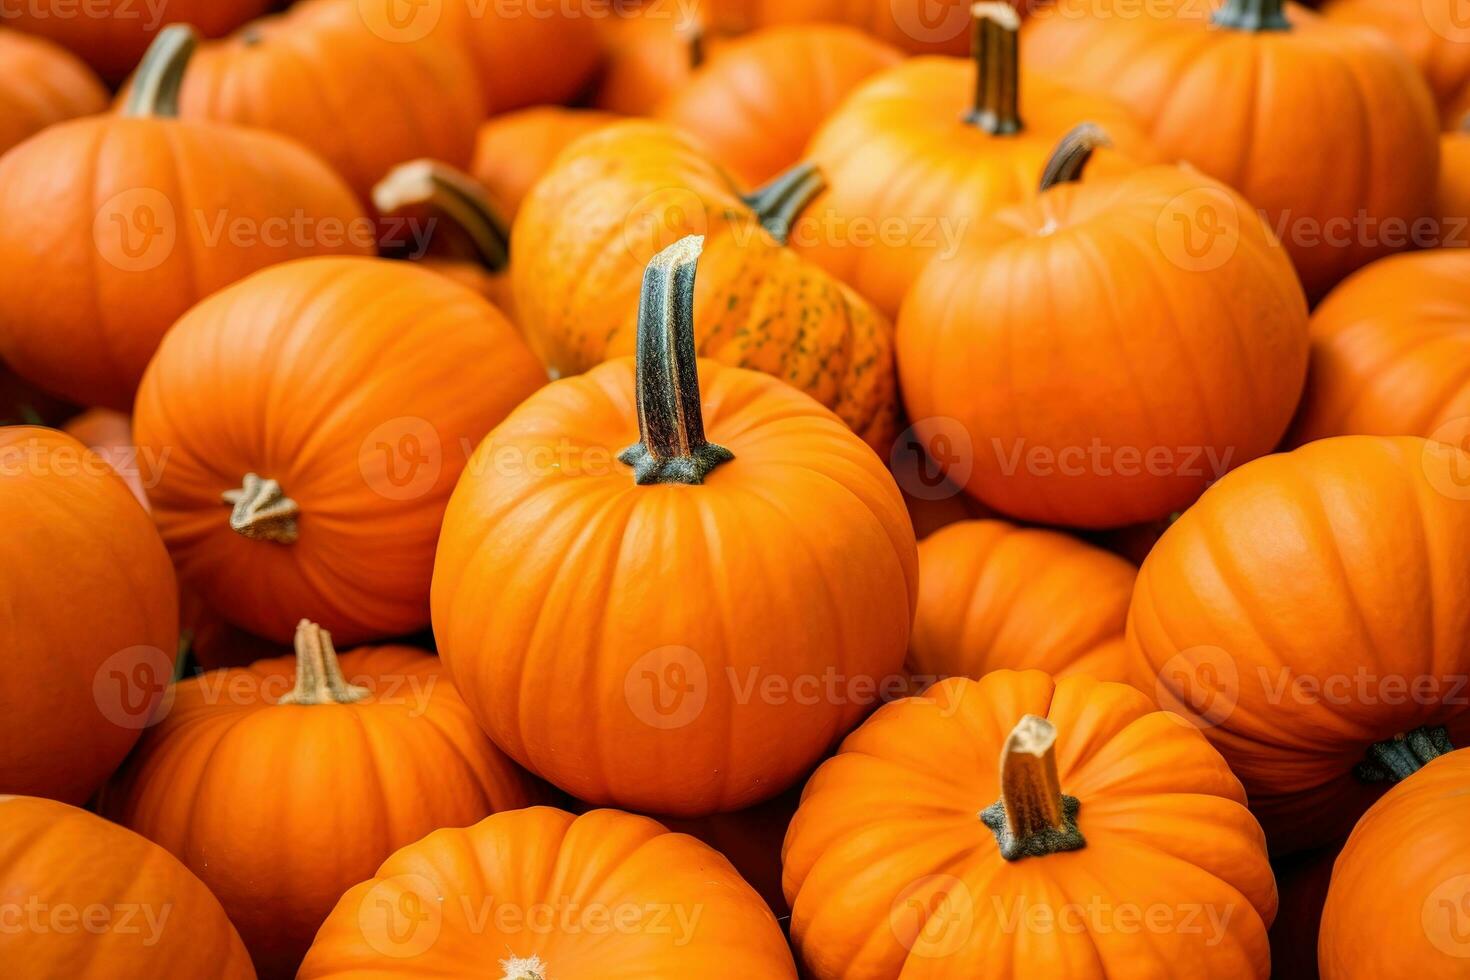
[123,24,198,118]
[1039,123,1112,192]
[222,473,299,544]
[965,2,1023,135]
[980,715,1086,860]
[276,620,370,706]
[372,160,511,273]
[1213,0,1290,31]
[740,163,827,245]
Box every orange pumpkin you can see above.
[897,148,1309,528]
[909,519,1138,686]
[594,0,709,113]
[783,670,1278,976]
[0,28,106,156]
[1322,0,1470,127]
[103,620,541,980]
[660,24,901,187]
[0,796,254,977]
[300,806,799,977]
[434,237,917,816]
[472,106,621,220]
[792,3,1154,317]
[662,783,802,916]
[133,256,546,646]
[724,0,982,55]
[0,427,176,805]
[62,408,148,509]
[1439,119,1470,246]
[1129,435,1470,854]
[440,0,602,114]
[0,26,372,411]
[1023,0,1440,299]
[180,590,285,673]
[889,431,995,539]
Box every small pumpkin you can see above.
[783,669,1278,977]
[724,0,982,55]
[1129,435,1470,854]
[0,27,106,156]
[1322,0,1470,128]
[660,24,902,187]
[0,427,177,805]
[441,0,602,114]
[103,620,542,980]
[434,236,917,816]
[300,806,798,977]
[472,106,621,220]
[0,26,372,411]
[0,796,254,977]
[594,0,709,114]
[133,256,546,645]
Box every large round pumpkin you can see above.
[472,106,621,220]
[299,806,798,977]
[0,26,371,410]
[1022,0,1440,298]
[133,256,546,645]
[1129,435,1470,854]
[1322,0,1470,128]
[0,27,106,156]
[0,427,177,804]
[0,796,254,977]
[435,237,917,816]
[783,669,1278,977]
[102,620,542,980]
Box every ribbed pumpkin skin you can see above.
[432,357,917,816]
[1022,0,1440,299]
[0,28,106,156]
[1290,250,1470,445]
[726,0,978,55]
[102,644,540,980]
[133,257,546,646]
[442,0,602,114]
[1319,751,1470,978]
[1322,0,1470,127]
[513,121,900,452]
[794,56,1155,316]
[0,427,177,805]
[783,671,1277,978]
[898,166,1309,529]
[472,107,621,220]
[300,807,799,978]
[1129,436,1470,854]
[909,520,1138,685]
[0,797,255,978]
[660,24,901,187]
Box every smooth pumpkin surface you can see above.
[783,670,1277,977]
[441,0,602,114]
[0,427,177,805]
[472,106,621,220]
[134,257,546,646]
[594,0,707,114]
[0,28,106,156]
[0,797,254,977]
[1322,0,1470,128]
[1129,436,1470,854]
[299,807,798,977]
[721,0,980,55]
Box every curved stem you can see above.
[1212,0,1290,31]
[123,24,198,118]
[500,955,548,980]
[617,236,734,485]
[964,2,1023,135]
[372,160,510,273]
[740,163,827,245]
[980,715,1086,860]
[1354,726,1454,783]
[276,620,370,706]
[222,473,300,544]
[1039,123,1112,192]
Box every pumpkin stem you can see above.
[965,2,1023,135]
[499,955,547,980]
[687,17,708,69]
[372,160,510,273]
[276,620,370,706]
[1212,0,1290,31]
[123,24,198,118]
[618,235,734,486]
[980,714,1086,861]
[740,163,827,245]
[1354,726,1454,783]
[222,473,300,545]
[1039,123,1112,192]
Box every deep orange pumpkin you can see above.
[61,408,148,509]
[1322,0,1470,128]
[472,106,621,220]
[663,783,802,916]
[594,0,709,114]
[0,27,106,156]
[719,0,984,55]
[1440,121,1470,246]
[440,0,602,114]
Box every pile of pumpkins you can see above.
[3,0,1469,977]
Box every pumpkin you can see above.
[909,519,1138,687]
[180,592,286,673]
[783,669,1278,977]
[1289,249,1470,447]
[299,806,798,977]
[792,3,1155,317]
[1321,0,1470,128]
[1270,847,1335,980]
[594,0,708,114]
[513,120,901,452]
[1,0,269,82]
[0,427,177,804]
[0,28,106,156]
[897,134,1310,528]
[0,796,254,977]
[62,408,148,509]
[133,255,546,646]
[102,620,542,980]
[1129,435,1470,854]
[0,26,371,411]
[1439,118,1470,246]
[1022,0,1440,299]
[434,236,917,816]
[664,783,803,916]
[723,0,983,55]
[889,430,994,539]
[660,24,902,187]
[440,0,602,114]
[472,106,621,220]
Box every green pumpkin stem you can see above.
[277,620,370,706]
[618,236,734,486]
[1212,0,1290,31]
[980,715,1086,860]
[965,2,1023,135]
[1039,123,1112,192]
[222,473,299,544]
[123,24,198,118]
[741,163,827,245]
[372,160,511,273]
[1354,726,1454,783]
